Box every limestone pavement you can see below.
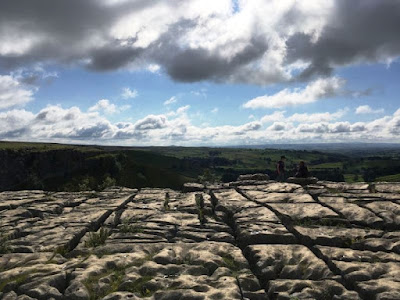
[0,180,399,300]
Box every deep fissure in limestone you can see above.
[235,187,366,300]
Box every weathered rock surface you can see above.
[318,196,384,226]
[246,244,335,281]
[1,179,400,299]
[237,173,270,181]
[267,279,361,300]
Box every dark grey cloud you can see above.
[19,74,41,85]
[286,0,400,80]
[0,0,153,69]
[86,44,144,71]
[156,35,268,82]
[0,0,399,85]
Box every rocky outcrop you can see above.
[1,179,400,299]
[286,176,319,185]
[237,173,270,181]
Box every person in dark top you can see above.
[276,156,286,182]
[295,161,309,178]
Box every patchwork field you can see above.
[0,178,399,299]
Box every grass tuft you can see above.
[85,228,110,248]
[0,233,10,254]
[119,219,144,234]
[0,269,39,293]
[195,193,204,209]
[195,193,206,225]
[163,192,170,210]
[120,275,155,297]
[221,254,241,274]
[83,267,124,300]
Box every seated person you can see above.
[295,161,309,178]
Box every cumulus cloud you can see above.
[0,105,115,140]
[268,122,288,132]
[0,0,399,85]
[259,110,348,124]
[297,121,364,134]
[389,116,400,135]
[0,75,35,109]
[121,87,138,99]
[134,115,167,131]
[285,0,400,80]
[88,99,130,114]
[244,77,344,109]
[355,105,384,114]
[287,108,348,123]
[260,111,286,123]
[0,109,35,137]
[1,104,400,145]
[89,99,118,114]
[166,105,190,117]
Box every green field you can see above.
[0,141,100,152]
[1,141,400,191]
[376,173,400,182]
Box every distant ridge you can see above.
[227,142,400,152]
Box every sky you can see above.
[1,0,400,146]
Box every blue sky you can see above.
[1,0,400,145]
[29,61,400,125]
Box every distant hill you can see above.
[228,142,400,153]
[1,141,400,191]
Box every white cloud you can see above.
[0,75,35,109]
[296,121,365,134]
[211,107,219,114]
[261,108,347,124]
[287,108,348,123]
[89,99,128,114]
[243,77,345,109]
[0,109,35,137]
[176,105,190,115]
[261,111,286,123]
[121,87,138,99]
[394,108,400,116]
[164,96,177,105]
[2,103,400,145]
[147,64,160,73]
[0,105,115,141]
[355,105,384,114]
[166,105,190,117]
